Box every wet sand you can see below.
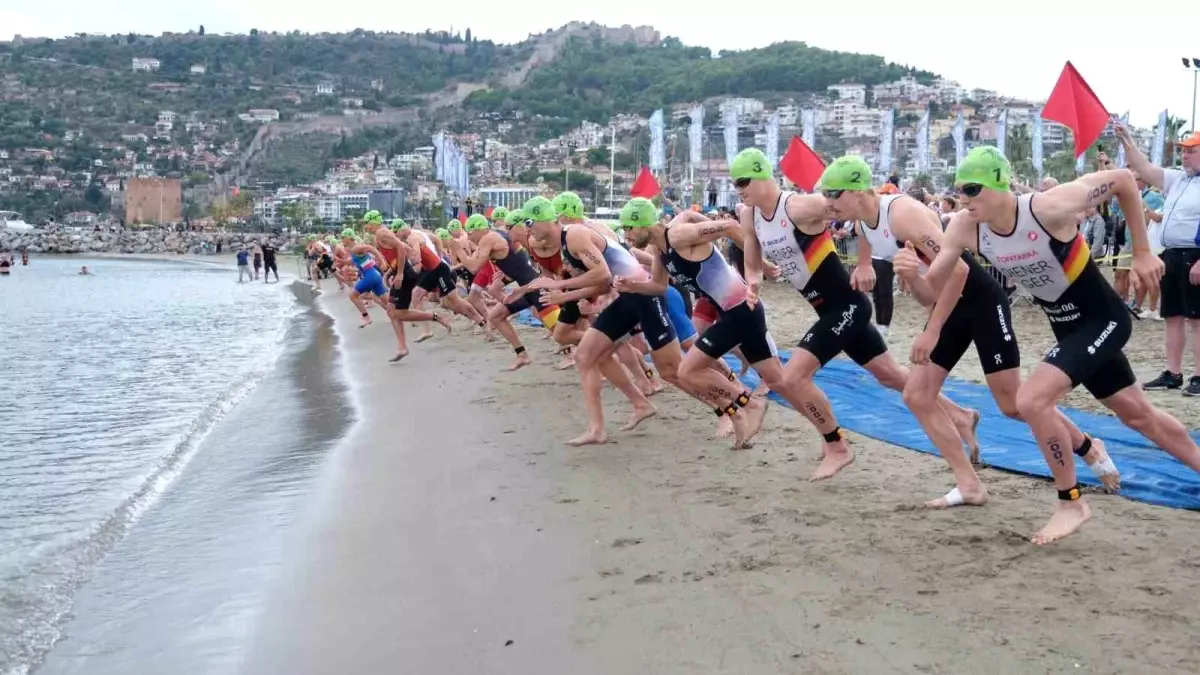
[244,279,1200,675]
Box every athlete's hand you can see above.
[1190,259,1200,286]
[541,289,569,305]
[746,279,761,309]
[1129,250,1166,293]
[612,275,633,293]
[893,241,922,280]
[763,262,781,280]
[1113,119,1134,148]
[910,329,937,365]
[850,263,876,292]
[525,276,555,291]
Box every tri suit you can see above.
[976,193,1133,398]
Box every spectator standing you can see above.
[252,243,263,280]
[261,241,279,283]
[1117,125,1200,394]
[236,248,253,283]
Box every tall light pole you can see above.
[1185,58,1200,134]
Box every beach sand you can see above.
[243,278,1200,675]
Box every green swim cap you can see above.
[620,197,658,228]
[435,228,451,241]
[730,148,772,180]
[307,234,318,241]
[340,227,356,238]
[955,146,1012,191]
[390,218,408,229]
[820,155,873,192]
[363,210,383,225]
[491,206,510,222]
[522,196,556,223]
[552,191,584,219]
[505,209,525,226]
[607,221,623,232]
[465,214,490,232]
[447,221,463,232]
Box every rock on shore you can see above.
[0,228,306,255]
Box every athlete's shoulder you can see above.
[784,192,828,222]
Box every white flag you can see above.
[916,108,930,175]
[878,108,894,177]
[1032,109,1044,178]
[1075,151,1087,175]
[765,111,780,170]
[1152,109,1168,166]
[688,105,704,170]
[952,111,966,166]
[996,109,1008,157]
[433,132,445,181]
[648,109,665,171]
[1115,112,1130,168]
[801,109,816,149]
[723,107,739,162]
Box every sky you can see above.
[2,2,1197,130]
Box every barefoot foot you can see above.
[925,485,988,508]
[1079,438,1120,492]
[555,354,575,370]
[810,444,854,481]
[1031,499,1091,545]
[507,351,533,371]
[389,351,409,363]
[715,414,734,438]
[436,314,453,335]
[621,404,657,431]
[566,429,609,446]
[415,332,433,343]
[954,409,981,465]
[741,397,770,443]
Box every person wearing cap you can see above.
[447,202,561,371]
[926,145,1196,545]
[525,192,664,388]
[621,198,810,449]
[362,215,407,285]
[824,155,1116,507]
[338,228,392,328]
[1115,123,1200,395]
[735,148,967,479]
[405,217,488,340]
[382,230,453,362]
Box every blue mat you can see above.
[515,310,1200,510]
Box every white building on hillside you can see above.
[478,185,541,211]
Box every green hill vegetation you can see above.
[465,37,935,124]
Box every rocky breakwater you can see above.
[0,228,305,255]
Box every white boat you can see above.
[0,211,34,232]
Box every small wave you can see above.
[0,294,305,675]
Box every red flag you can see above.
[457,211,467,224]
[778,136,826,192]
[630,165,661,199]
[1042,61,1110,160]
[485,206,494,218]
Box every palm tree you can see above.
[1163,116,1188,167]
[1006,124,1035,182]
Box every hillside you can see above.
[464,37,936,124]
[0,25,939,222]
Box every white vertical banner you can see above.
[1032,108,1044,178]
[916,107,930,175]
[1152,109,1168,166]
[801,109,816,149]
[952,111,966,166]
[723,107,739,162]
[432,131,445,181]
[460,146,470,196]
[718,177,734,208]
[1115,111,1130,168]
[688,105,704,170]
[765,111,781,170]
[1075,151,1087,175]
[877,107,894,177]
[995,109,1008,157]
[648,109,665,171]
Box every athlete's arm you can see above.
[549,228,612,291]
[616,247,670,295]
[1114,121,1165,189]
[783,193,829,233]
[924,210,975,292]
[849,221,876,293]
[665,218,740,248]
[626,245,655,268]
[739,205,764,307]
[454,233,499,274]
[550,284,610,303]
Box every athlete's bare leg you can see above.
[348,291,372,327]
[570,331,656,445]
[858,353,981,459]
[1014,364,1093,545]
[440,291,485,327]
[466,288,494,339]
[487,303,532,370]
[902,364,988,508]
[409,290,436,342]
[983,369,1118,488]
[781,350,854,480]
[662,341,767,450]
[616,342,660,395]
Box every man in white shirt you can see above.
[1116,125,1200,395]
